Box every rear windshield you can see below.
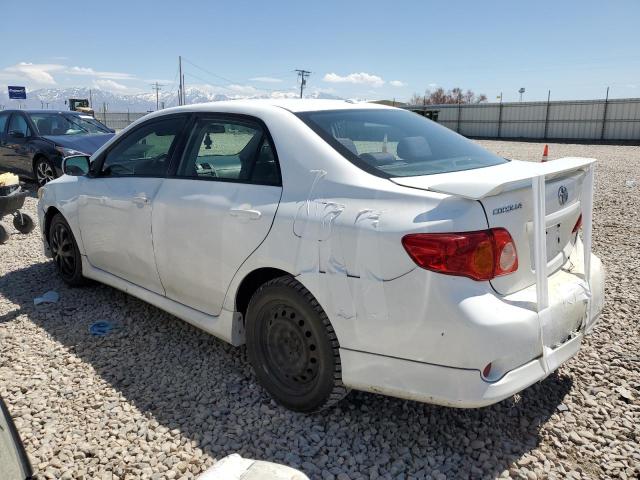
[297,108,507,177]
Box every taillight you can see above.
[572,214,582,233]
[401,228,518,281]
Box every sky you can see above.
[1,0,639,103]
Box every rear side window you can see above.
[177,117,280,185]
[297,109,506,177]
[100,116,184,177]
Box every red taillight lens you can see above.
[572,214,582,233]
[402,228,518,281]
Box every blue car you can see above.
[0,109,114,186]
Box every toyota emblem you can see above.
[558,185,568,206]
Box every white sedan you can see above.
[37,100,605,412]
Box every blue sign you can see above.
[8,86,26,100]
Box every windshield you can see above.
[297,108,507,177]
[30,113,111,136]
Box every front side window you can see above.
[297,109,506,177]
[178,117,280,185]
[0,112,9,133]
[100,116,184,177]
[8,114,30,137]
[31,113,111,136]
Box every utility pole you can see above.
[182,74,186,104]
[178,56,183,106]
[295,69,311,98]
[151,82,165,110]
[89,89,93,108]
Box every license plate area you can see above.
[546,223,562,261]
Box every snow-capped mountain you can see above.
[0,86,343,112]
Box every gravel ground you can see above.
[1,140,639,480]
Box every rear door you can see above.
[152,114,282,316]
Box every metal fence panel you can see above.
[405,97,640,141]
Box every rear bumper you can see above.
[339,244,604,407]
[340,331,588,408]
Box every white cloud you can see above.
[389,80,406,87]
[323,72,385,88]
[93,79,129,92]
[428,83,438,88]
[66,66,135,80]
[3,62,65,85]
[249,76,283,83]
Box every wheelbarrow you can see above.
[0,184,35,244]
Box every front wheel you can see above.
[246,276,349,412]
[34,157,57,187]
[48,213,86,286]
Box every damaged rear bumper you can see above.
[340,331,587,408]
[339,246,604,408]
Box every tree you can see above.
[409,87,488,105]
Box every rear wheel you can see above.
[34,157,57,187]
[48,213,86,286]
[246,276,349,412]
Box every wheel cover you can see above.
[50,223,76,277]
[36,161,56,186]
[260,303,320,393]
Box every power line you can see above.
[151,82,165,110]
[295,69,311,98]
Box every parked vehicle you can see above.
[37,100,605,412]
[0,110,114,186]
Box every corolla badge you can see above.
[558,185,569,206]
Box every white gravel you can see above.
[1,140,639,480]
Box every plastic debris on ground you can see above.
[33,291,60,305]
[89,321,118,337]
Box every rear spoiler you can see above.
[395,157,596,373]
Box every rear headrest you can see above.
[37,118,53,135]
[336,138,358,155]
[397,136,432,161]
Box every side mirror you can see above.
[62,155,91,176]
[8,130,25,139]
[0,396,33,479]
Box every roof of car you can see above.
[0,109,83,115]
[166,98,395,114]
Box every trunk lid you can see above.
[391,158,589,295]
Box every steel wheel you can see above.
[50,221,76,278]
[260,303,320,393]
[246,276,349,412]
[35,159,56,186]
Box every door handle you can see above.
[132,194,150,205]
[229,208,262,220]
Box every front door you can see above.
[78,115,187,294]
[152,115,282,315]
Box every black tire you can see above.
[0,224,8,244]
[34,156,58,187]
[13,212,35,234]
[48,213,86,286]
[246,275,349,412]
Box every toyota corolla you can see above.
[37,100,605,412]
